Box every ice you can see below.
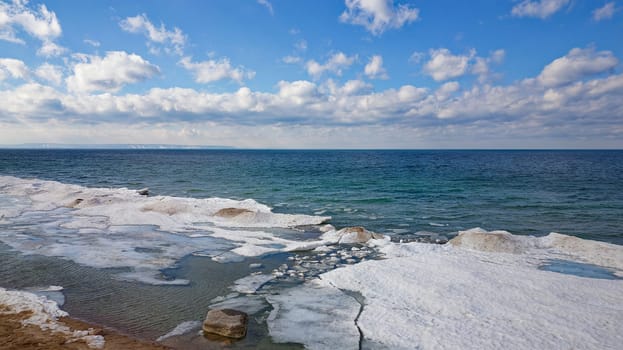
[209,295,268,315]
[156,321,202,341]
[0,287,105,349]
[23,285,66,306]
[451,228,623,272]
[268,229,623,349]
[231,274,274,294]
[266,279,361,350]
[0,176,333,284]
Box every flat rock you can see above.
[203,308,248,339]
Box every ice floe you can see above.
[266,279,361,350]
[156,320,202,341]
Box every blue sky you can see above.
[0,0,622,148]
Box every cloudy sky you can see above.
[0,0,622,148]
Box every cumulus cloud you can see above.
[0,57,28,80]
[65,51,160,93]
[364,55,389,79]
[0,0,65,56]
[538,47,618,87]
[423,49,475,81]
[37,40,66,57]
[511,0,570,19]
[593,2,616,21]
[421,48,505,82]
[179,56,255,84]
[306,52,356,79]
[257,0,274,15]
[1,46,622,148]
[119,13,186,55]
[35,62,62,85]
[339,0,419,35]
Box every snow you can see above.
[0,176,333,284]
[268,229,623,350]
[0,287,105,349]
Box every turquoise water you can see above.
[1,149,622,244]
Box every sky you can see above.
[0,0,622,149]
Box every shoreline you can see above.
[0,288,170,350]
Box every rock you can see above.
[137,188,149,196]
[66,198,83,208]
[334,226,385,244]
[203,308,248,339]
[215,208,253,218]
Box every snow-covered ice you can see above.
[268,229,623,350]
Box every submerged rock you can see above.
[215,208,253,218]
[203,308,248,339]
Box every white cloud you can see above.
[257,0,274,15]
[435,81,460,100]
[364,55,388,79]
[66,51,160,93]
[1,47,622,148]
[422,49,505,82]
[282,55,302,64]
[0,57,28,80]
[538,47,618,87]
[339,0,419,35]
[0,0,64,55]
[593,2,616,21]
[511,0,570,19]
[119,14,186,55]
[179,56,255,84]
[37,40,66,57]
[306,52,356,79]
[83,39,100,47]
[423,49,475,82]
[35,62,62,85]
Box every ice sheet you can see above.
[0,176,333,284]
[269,229,623,350]
[266,279,361,350]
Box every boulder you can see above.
[203,308,248,339]
[333,226,385,244]
[215,208,253,218]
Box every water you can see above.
[1,149,622,347]
[1,149,622,244]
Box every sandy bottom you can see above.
[0,307,169,350]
